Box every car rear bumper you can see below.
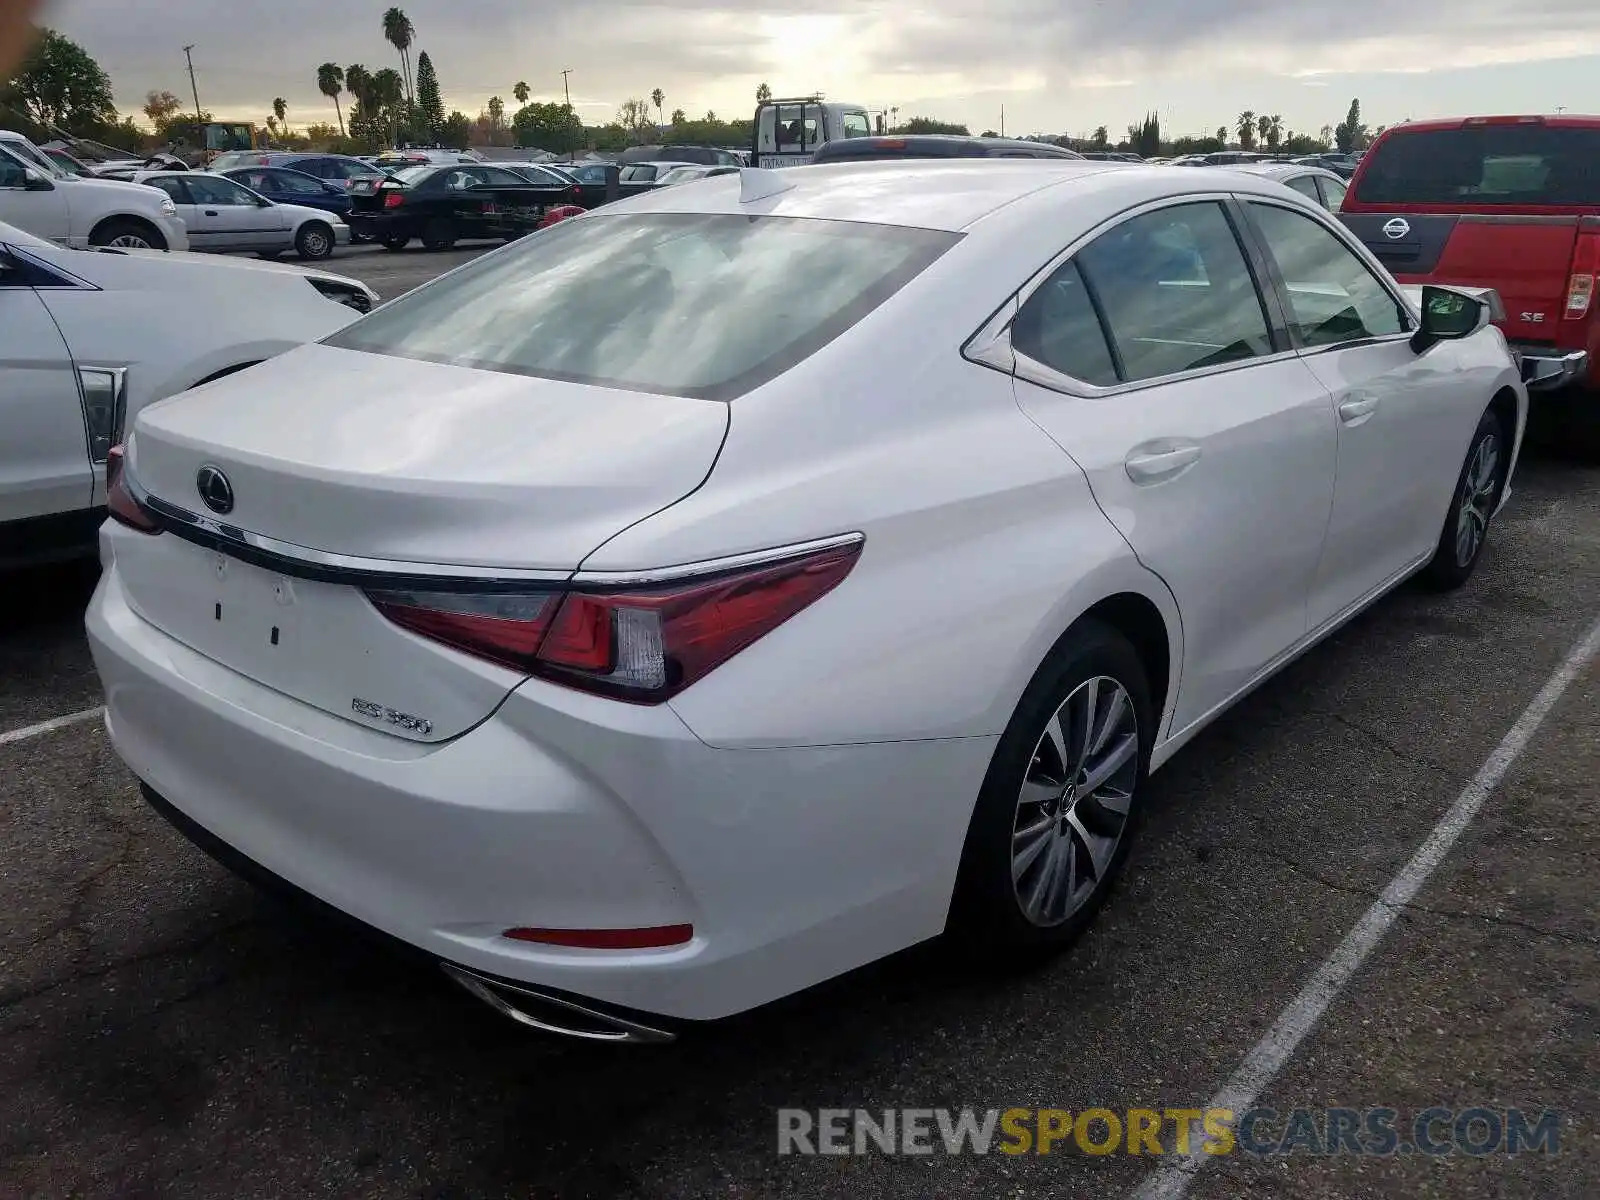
[347,213,411,240]
[1512,345,1589,391]
[86,549,990,1023]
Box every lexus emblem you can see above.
[195,464,235,515]
[1382,217,1411,240]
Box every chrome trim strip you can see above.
[124,466,573,587]
[440,963,676,1044]
[125,462,863,590]
[572,532,866,586]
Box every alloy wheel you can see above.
[1011,675,1139,927]
[1454,432,1500,568]
[108,233,152,248]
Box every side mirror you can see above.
[1410,285,1491,353]
[23,167,55,191]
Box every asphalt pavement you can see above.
[328,242,493,299]
[1,255,1596,1199]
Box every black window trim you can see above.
[969,191,1304,398]
[1233,193,1416,358]
[0,242,99,290]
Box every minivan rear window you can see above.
[325,213,960,400]
[1354,125,1600,206]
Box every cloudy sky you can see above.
[49,0,1600,139]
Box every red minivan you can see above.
[1341,115,1600,394]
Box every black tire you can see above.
[380,235,410,252]
[947,619,1153,964]
[1419,408,1508,591]
[295,222,336,261]
[420,218,457,251]
[88,218,166,251]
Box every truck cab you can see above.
[752,97,875,168]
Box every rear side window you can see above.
[1075,202,1274,383]
[1013,260,1119,386]
[1285,175,1321,203]
[1355,125,1600,206]
[325,213,960,400]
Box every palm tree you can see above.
[273,96,287,133]
[1268,114,1284,151]
[372,67,404,145]
[316,63,345,136]
[756,82,771,103]
[382,7,416,106]
[1256,113,1271,149]
[651,88,664,129]
[1236,110,1256,149]
[345,63,373,143]
[513,80,530,105]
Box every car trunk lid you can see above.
[117,343,728,740]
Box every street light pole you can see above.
[561,69,572,109]
[182,44,202,122]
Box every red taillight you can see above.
[382,190,405,209]
[503,925,693,949]
[366,540,861,703]
[1565,232,1600,319]
[105,445,160,534]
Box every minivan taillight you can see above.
[105,445,161,534]
[366,540,862,703]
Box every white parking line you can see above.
[0,706,105,747]
[1131,613,1600,1200]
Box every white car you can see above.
[0,132,189,251]
[0,219,376,566]
[87,163,1525,1041]
[1228,161,1349,213]
[131,170,350,259]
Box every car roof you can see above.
[1374,113,1600,136]
[816,134,1083,159]
[1229,163,1340,180]
[605,160,1326,232]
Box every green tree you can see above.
[442,110,472,147]
[142,88,183,132]
[5,28,116,132]
[273,96,287,131]
[756,81,771,103]
[1215,125,1227,145]
[1256,113,1271,149]
[650,87,664,128]
[415,50,444,139]
[1235,110,1256,149]
[316,63,345,136]
[901,116,969,135]
[513,80,530,105]
[487,95,504,129]
[1091,124,1109,150]
[1334,98,1367,153]
[1266,113,1284,150]
[670,107,685,126]
[513,100,583,154]
[382,7,416,105]
[617,97,653,142]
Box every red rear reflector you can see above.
[365,539,862,703]
[105,445,160,534]
[503,925,694,949]
[878,138,907,148]
[382,190,405,208]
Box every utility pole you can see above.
[182,44,202,122]
[1000,104,1005,137]
[561,68,572,109]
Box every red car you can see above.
[1341,115,1600,407]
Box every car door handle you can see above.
[1338,394,1379,424]
[204,209,218,216]
[1124,441,1202,483]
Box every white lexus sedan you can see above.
[86,162,1526,1042]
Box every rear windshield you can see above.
[324,213,959,400]
[1354,125,1600,206]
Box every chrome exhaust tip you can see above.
[440,963,676,1044]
